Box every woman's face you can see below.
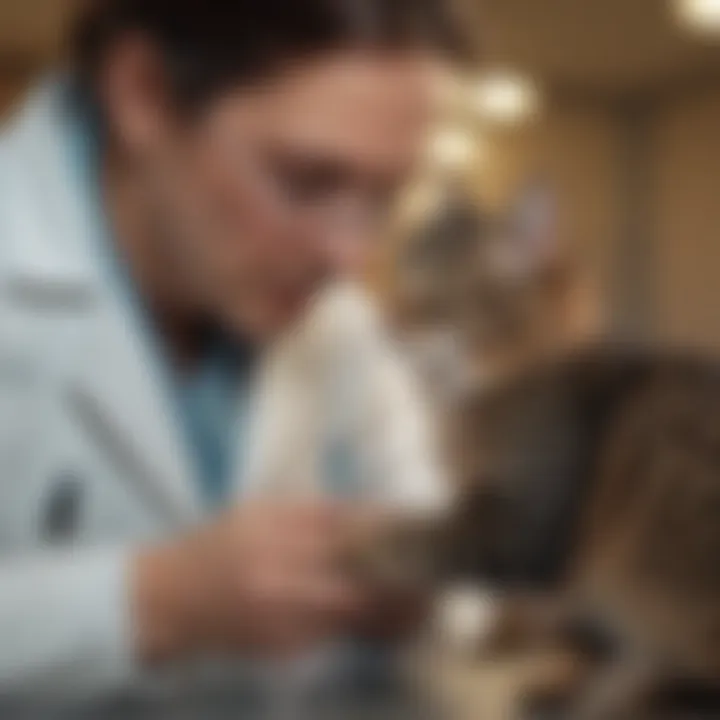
[105,44,442,339]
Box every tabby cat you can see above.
[442,346,720,719]
[359,347,720,719]
[366,185,720,718]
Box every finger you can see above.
[282,501,351,535]
[280,530,342,570]
[253,522,345,574]
[268,506,374,571]
[254,613,337,661]
[354,589,430,640]
[288,569,368,620]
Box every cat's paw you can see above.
[433,585,500,657]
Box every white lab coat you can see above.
[0,82,447,711]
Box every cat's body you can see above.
[355,346,720,717]
[380,185,720,717]
[441,346,720,718]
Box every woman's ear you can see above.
[100,32,177,156]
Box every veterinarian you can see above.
[0,0,463,714]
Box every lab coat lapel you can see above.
[67,296,202,527]
[5,80,203,527]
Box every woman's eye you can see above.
[271,157,347,204]
[368,190,396,225]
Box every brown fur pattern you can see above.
[446,349,720,718]
[351,348,720,718]
[379,187,720,716]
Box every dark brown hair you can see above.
[72,0,473,109]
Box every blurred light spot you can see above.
[428,128,482,171]
[676,0,720,32]
[435,586,499,655]
[471,71,541,125]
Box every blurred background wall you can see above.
[0,0,69,109]
[2,0,720,350]
[655,90,720,348]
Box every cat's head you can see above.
[392,182,568,403]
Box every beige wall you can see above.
[468,88,720,350]
[654,89,720,350]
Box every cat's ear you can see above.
[497,180,560,277]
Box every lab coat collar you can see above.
[2,80,204,526]
[1,80,99,296]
